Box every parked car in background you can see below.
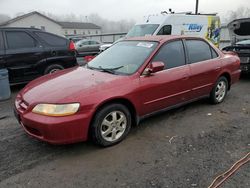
[68,36,85,43]
[99,43,113,52]
[75,39,102,55]
[0,27,77,85]
[222,18,250,74]
[15,35,240,147]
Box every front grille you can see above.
[19,101,28,111]
[16,98,29,113]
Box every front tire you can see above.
[91,103,131,147]
[210,76,228,104]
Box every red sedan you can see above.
[14,36,241,146]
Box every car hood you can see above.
[228,18,250,43]
[21,67,129,105]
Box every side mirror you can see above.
[143,61,165,76]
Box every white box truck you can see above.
[126,13,221,46]
[100,12,221,51]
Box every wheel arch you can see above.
[219,72,231,90]
[89,97,138,136]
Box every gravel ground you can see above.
[0,77,249,188]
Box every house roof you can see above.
[0,11,60,26]
[0,11,101,30]
[59,21,101,29]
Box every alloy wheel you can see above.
[100,111,127,142]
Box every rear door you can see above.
[33,31,70,57]
[0,31,5,69]
[139,40,191,115]
[3,30,44,83]
[89,41,100,53]
[185,39,221,98]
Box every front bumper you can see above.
[14,107,92,145]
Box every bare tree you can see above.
[43,11,135,33]
[0,14,10,24]
[223,7,250,23]
[87,13,135,33]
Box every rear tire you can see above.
[44,64,64,75]
[210,76,228,104]
[91,103,131,147]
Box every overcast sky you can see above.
[0,0,249,22]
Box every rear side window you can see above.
[90,41,99,45]
[157,25,172,35]
[211,48,218,58]
[152,40,186,69]
[6,31,36,49]
[186,40,212,64]
[35,32,67,46]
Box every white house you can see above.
[0,11,101,36]
[59,21,101,36]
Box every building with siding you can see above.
[0,11,101,36]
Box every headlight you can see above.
[32,103,80,116]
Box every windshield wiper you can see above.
[98,66,124,74]
[86,64,124,74]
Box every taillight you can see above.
[84,56,95,63]
[69,41,76,51]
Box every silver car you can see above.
[76,39,102,54]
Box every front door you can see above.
[138,40,191,115]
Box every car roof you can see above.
[124,35,205,43]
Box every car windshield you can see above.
[87,41,158,75]
[236,39,250,45]
[126,24,159,37]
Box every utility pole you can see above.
[195,0,199,14]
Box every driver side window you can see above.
[152,40,186,69]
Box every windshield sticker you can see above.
[137,42,154,48]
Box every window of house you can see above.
[186,40,213,64]
[96,30,98,34]
[65,30,68,35]
[6,31,36,49]
[152,40,186,69]
[74,30,77,34]
[88,30,91,34]
[83,31,85,35]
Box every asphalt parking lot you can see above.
[0,77,249,188]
